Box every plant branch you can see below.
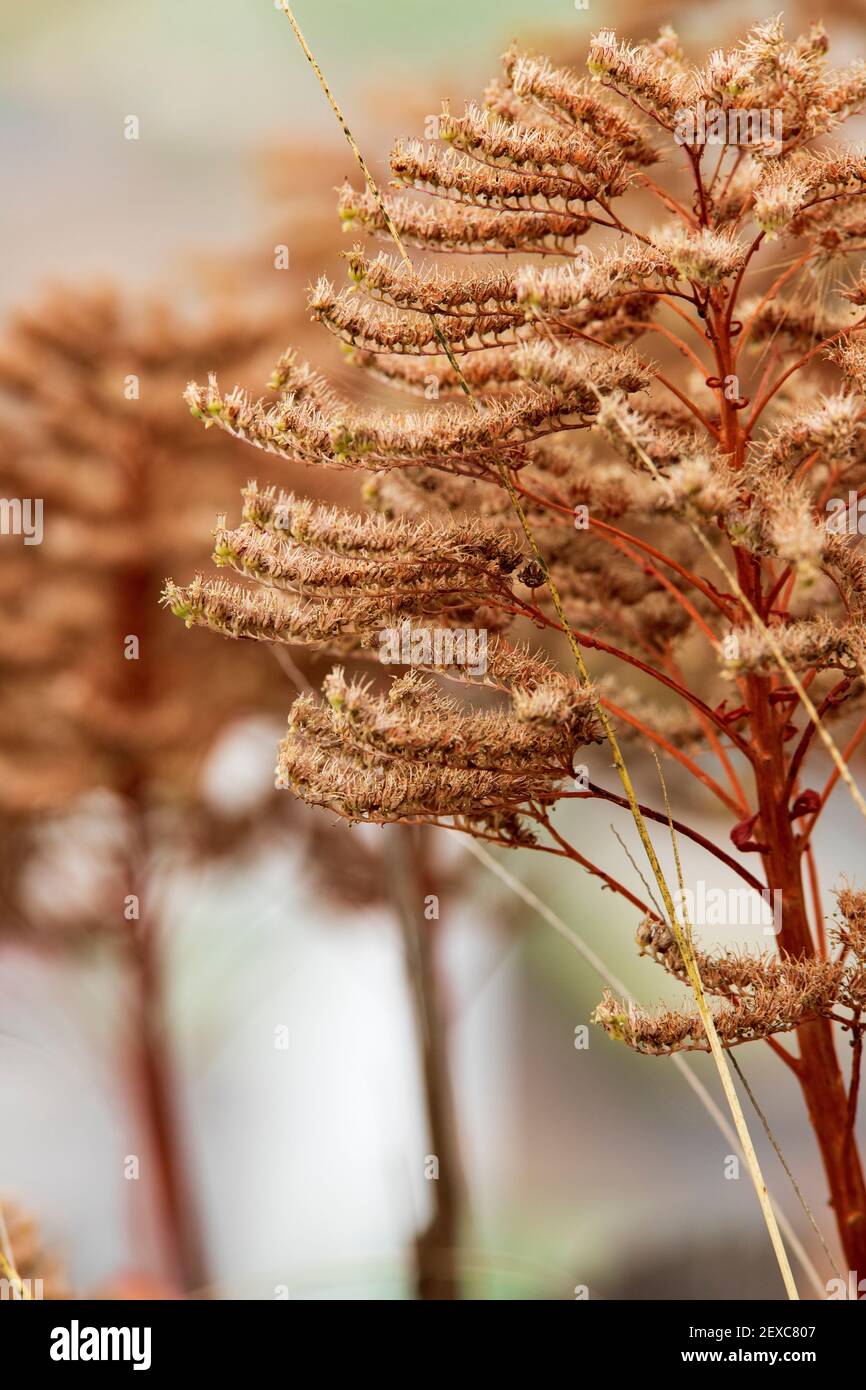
[569,782,766,893]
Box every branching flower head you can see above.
[171,18,866,1274]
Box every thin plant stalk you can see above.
[385,825,465,1300]
[652,754,798,1297]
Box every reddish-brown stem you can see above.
[656,293,707,342]
[706,142,729,198]
[783,678,852,802]
[746,349,783,434]
[735,250,813,359]
[797,189,866,220]
[764,559,796,614]
[524,602,753,757]
[514,479,736,619]
[723,232,764,335]
[717,148,744,206]
[601,696,743,814]
[800,712,866,848]
[634,172,699,227]
[683,185,866,1267]
[569,783,767,893]
[619,319,709,377]
[846,1028,864,1169]
[588,520,721,646]
[743,643,866,1276]
[590,517,735,619]
[653,368,722,439]
[805,843,828,960]
[116,521,206,1295]
[387,826,464,1300]
[593,195,654,247]
[662,652,751,814]
[426,817,657,923]
[509,476,747,812]
[539,812,657,918]
[547,314,721,437]
[686,148,710,227]
[746,322,866,436]
[126,882,207,1296]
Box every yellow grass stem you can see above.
[652,754,798,1297]
[0,1214,30,1301]
[461,835,825,1297]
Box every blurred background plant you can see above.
[0,282,470,1297]
[3,0,866,1302]
[0,284,304,1294]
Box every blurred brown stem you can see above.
[126,862,208,1298]
[386,825,464,1299]
[114,532,208,1294]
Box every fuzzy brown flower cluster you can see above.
[278,663,601,844]
[594,896,866,1055]
[0,288,303,941]
[171,19,866,819]
[169,21,866,1272]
